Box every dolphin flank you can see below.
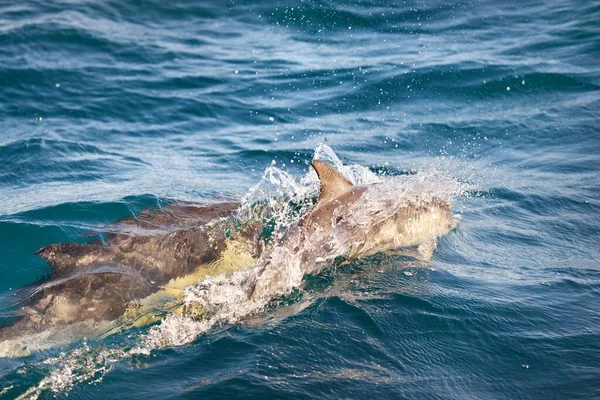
[0,202,265,357]
[249,160,457,302]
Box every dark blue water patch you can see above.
[452,205,600,271]
[99,332,261,399]
[378,271,600,398]
[5,193,165,225]
[78,268,600,400]
[122,74,224,94]
[0,68,159,122]
[214,149,315,176]
[96,0,221,23]
[485,187,599,219]
[0,23,128,61]
[0,138,147,188]
[474,72,599,96]
[247,0,477,36]
[524,155,600,175]
[0,194,165,293]
[0,220,55,292]
[280,66,531,114]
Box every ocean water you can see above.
[1,0,599,398]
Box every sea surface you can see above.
[1,0,599,398]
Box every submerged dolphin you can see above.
[0,202,265,357]
[249,160,457,302]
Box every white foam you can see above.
[16,343,128,399]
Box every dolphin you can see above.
[0,158,458,356]
[248,160,457,302]
[178,159,458,327]
[0,202,266,357]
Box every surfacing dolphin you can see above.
[0,157,458,357]
[0,202,265,357]
[248,160,457,302]
[181,159,458,326]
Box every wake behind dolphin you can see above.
[0,145,465,361]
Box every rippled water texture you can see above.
[1,0,599,399]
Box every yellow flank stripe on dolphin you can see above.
[105,238,258,334]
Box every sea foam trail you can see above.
[15,145,467,399]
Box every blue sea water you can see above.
[1,0,599,398]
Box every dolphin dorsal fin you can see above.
[311,160,353,202]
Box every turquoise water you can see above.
[1,0,599,398]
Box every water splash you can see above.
[15,344,128,400]
[237,143,381,239]
[12,144,467,398]
[351,170,469,228]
